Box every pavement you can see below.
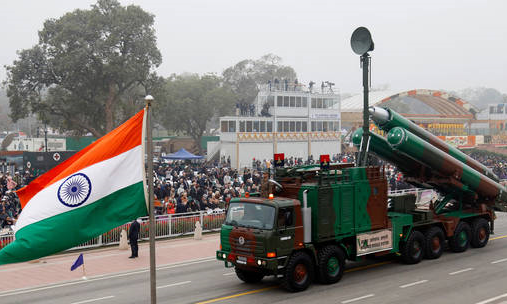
[0,233,219,293]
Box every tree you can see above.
[452,87,504,110]
[3,0,162,137]
[222,54,297,104]
[156,74,235,154]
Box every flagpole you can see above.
[145,95,156,304]
[82,257,87,280]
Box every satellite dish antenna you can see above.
[350,27,374,167]
[351,27,374,55]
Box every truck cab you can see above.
[217,197,305,283]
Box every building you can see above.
[473,103,507,135]
[213,83,342,169]
[7,137,66,152]
[338,89,475,136]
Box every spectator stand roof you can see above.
[338,89,476,121]
[162,148,203,160]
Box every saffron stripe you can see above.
[17,109,145,207]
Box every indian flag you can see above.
[0,109,148,265]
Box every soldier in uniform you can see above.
[260,171,273,198]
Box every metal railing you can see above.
[388,188,437,206]
[0,210,226,252]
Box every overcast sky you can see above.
[1,0,506,95]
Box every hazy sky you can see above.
[1,0,506,94]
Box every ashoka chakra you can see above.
[57,173,92,207]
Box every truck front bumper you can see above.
[216,250,283,272]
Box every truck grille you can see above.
[231,238,265,255]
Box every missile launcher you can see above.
[370,106,499,182]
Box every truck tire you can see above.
[281,251,314,292]
[235,267,264,283]
[401,230,425,264]
[317,245,345,284]
[449,221,471,253]
[424,226,445,259]
[471,218,490,248]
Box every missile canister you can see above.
[370,106,499,182]
[387,127,507,205]
[351,128,421,174]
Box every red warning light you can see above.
[320,154,330,170]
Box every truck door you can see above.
[277,207,295,257]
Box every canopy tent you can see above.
[162,148,203,160]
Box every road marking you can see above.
[449,268,473,275]
[70,296,114,304]
[0,257,215,298]
[476,293,507,304]
[491,258,507,264]
[223,272,235,276]
[195,286,278,304]
[157,280,191,289]
[491,235,507,241]
[341,294,375,303]
[399,280,428,288]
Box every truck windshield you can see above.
[225,202,275,230]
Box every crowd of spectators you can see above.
[152,161,264,215]
[0,172,24,231]
[464,150,507,180]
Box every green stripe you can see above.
[0,182,147,265]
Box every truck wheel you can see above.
[317,245,345,284]
[471,218,490,248]
[401,230,425,264]
[424,226,445,259]
[281,251,314,292]
[235,268,264,283]
[449,221,471,253]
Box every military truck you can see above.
[216,108,507,292]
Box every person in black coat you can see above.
[128,219,141,258]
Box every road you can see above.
[3,213,507,304]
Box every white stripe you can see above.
[449,268,473,275]
[15,146,143,231]
[70,295,114,304]
[341,294,375,303]
[491,258,507,264]
[476,293,507,304]
[399,280,428,288]
[156,281,191,289]
[223,272,235,276]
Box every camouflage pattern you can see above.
[371,106,499,181]
[387,126,507,210]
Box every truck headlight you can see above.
[222,253,227,259]
[257,259,262,266]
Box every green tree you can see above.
[156,74,235,154]
[222,54,297,104]
[3,0,161,137]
